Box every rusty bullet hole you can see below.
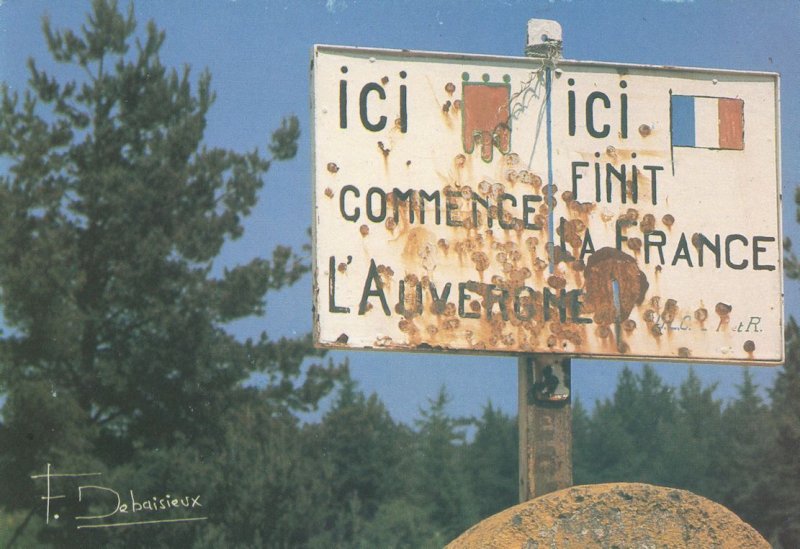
[542,184,559,196]
[606,145,617,156]
[471,251,489,271]
[640,214,656,233]
[455,154,466,168]
[655,265,663,273]
[406,160,411,167]
[359,224,369,236]
[469,300,481,313]
[337,262,347,273]
[651,324,662,337]
[324,187,334,198]
[561,190,574,203]
[597,326,612,339]
[327,162,339,173]
[547,275,566,290]
[377,141,390,157]
[695,308,708,322]
[385,218,396,230]
[452,99,461,111]
[445,82,456,94]
[426,325,438,336]
[335,333,349,344]
[618,341,630,354]
[381,76,389,85]
[678,347,691,358]
[638,124,652,137]
[622,319,637,332]
[662,214,675,227]
[504,152,520,166]
[715,302,732,316]
[442,100,451,113]
[691,233,702,249]
[547,335,557,347]
[643,309,656,323]
[627,237,642,252]
[744,340,756,353]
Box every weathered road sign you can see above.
[311,45,782,364]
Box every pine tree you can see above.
[0,1,343,544]
[761,319,800,547]
[304,371,408,547]
[655,369,725,497]
[578,366,678,483]
[464,402,517,519]
[717,369,774,532]
[413,387,478,544]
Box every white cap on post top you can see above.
[526,19,563,59]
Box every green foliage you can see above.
[759,318,800,547]
[464,402,517,519]
[412,387,479,541]
[0,1,342,546]
[785,183,800,278]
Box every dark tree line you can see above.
[1,2,799,548]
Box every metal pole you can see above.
[518,356,572,500]
[518,19,573,502]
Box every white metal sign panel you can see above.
[311,45,782,364]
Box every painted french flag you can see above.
[671,94,744,150]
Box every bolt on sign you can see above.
[311,45,783,364]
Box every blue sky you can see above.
[1,0,798,424]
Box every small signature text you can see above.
[31,463,208,529]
